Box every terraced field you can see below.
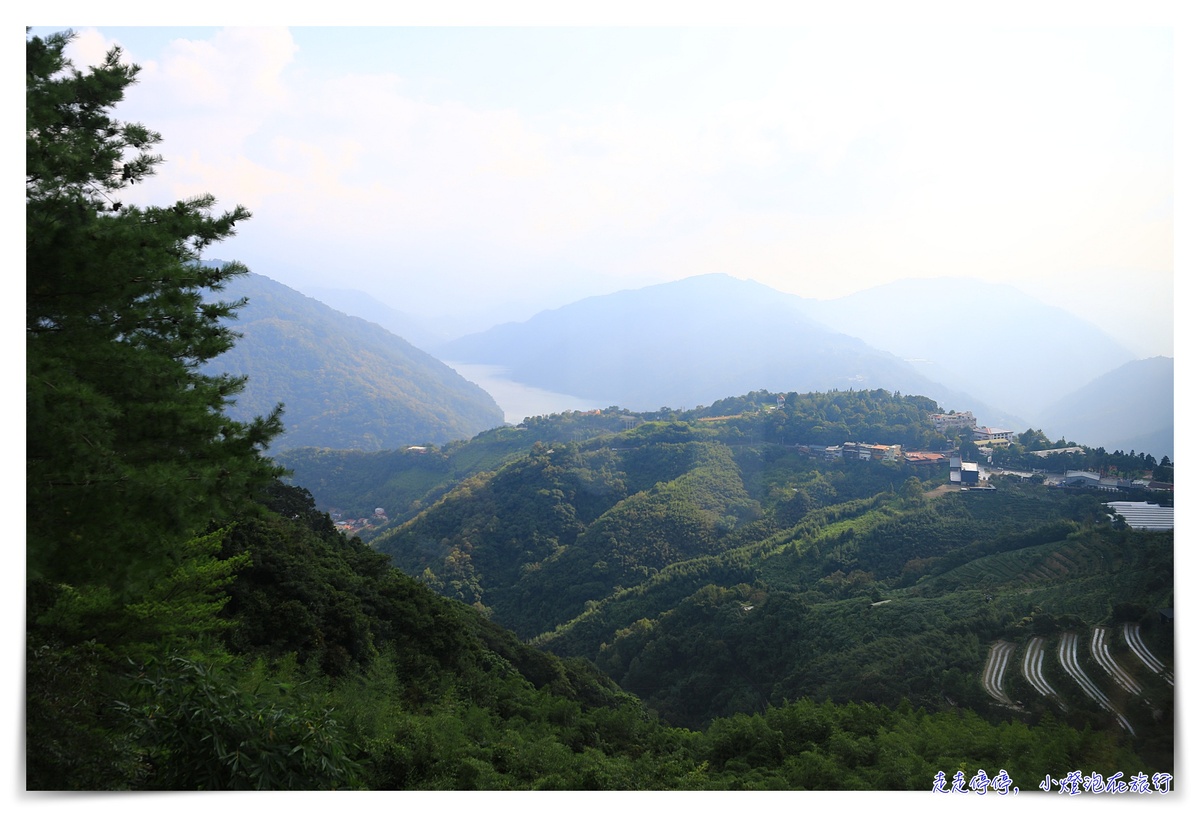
[944,538,1110,588]
[1019,635,1063,709]
[1090,626,1141,697]
[1059,630,1135,735]
[983,624,1171,737]
[982,641,1016,706]
[1124,622,1174,685]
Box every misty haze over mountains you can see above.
[437,274,1010,420]
[302,284,500,353]
[1040,356,1173,460]
[803,277,1140,421]
[227,269,1171,459]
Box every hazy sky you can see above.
[38,16,1176,357]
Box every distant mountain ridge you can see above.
[802,277,1138,420]
[299,285,460,353]
[270,272,1163,457]
[202,271,505,451]
[1039,356,1173,458]
[436,273,1020,425]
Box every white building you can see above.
[930,411,976,433]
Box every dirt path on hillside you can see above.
[924,484,957,499]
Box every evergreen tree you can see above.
[26,29,293,790]
[26,30,283,590]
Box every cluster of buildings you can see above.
[793,411,1120,493]
[1053,471,1172,493]
[799,441,904,463]
[332,507,389,535]
[794,410,1008,476]
[796,441,952,474]
[785,410,1172,500]
[928,411,1014,444]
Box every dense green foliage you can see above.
[39,465,1159,791]
[687,388,946,450]
[26,31,283,590]
[283,390,1171,537]
[372,400,1173,777]
[276,408,649,530]
[372,395,1010,641]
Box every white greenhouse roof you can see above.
[1106,501,1174,531]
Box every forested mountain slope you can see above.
[202,271,504,451]
[371,389,947,632]
[274,409,648,532]
[367,391,1173,772]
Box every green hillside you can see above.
[203,271,505,451]
[275,409,644,532]
[364,394,1173,774]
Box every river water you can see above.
[445,361,608,425]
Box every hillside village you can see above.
[333,507,389,536]
[794,408,1173,497]
[325,402,1173,540]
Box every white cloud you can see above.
[63,28,118,69]
[55,25,1171,355]
[144,27,297,111]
